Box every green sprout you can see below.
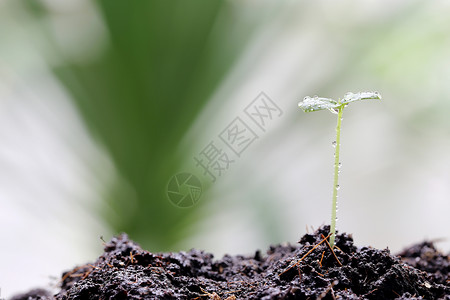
[298,91,382,248]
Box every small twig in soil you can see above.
[365,288,378,296]
[333,245,344,253]
[223,290,240,295]
[319,250,325,267]
[317,280,338,300]
[130,251,136,264]
[69,273,85,278]
[315,271,325,277]
[279,232,332,276]
[88,264,100,269]
[60,265,85,282]
[81,270,92,280]
[197,287,221,300]
[321,234,343,266]
[81,264,101,280]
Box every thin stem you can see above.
[330,104,344,248]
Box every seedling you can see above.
[298,91,382,248]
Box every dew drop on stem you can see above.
[332,141,337,148]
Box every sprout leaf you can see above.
[298,96,339,113]
[341,91,382,105]
[298,91,381,115]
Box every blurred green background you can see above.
[49,0,254,251]
[1,0,450,297]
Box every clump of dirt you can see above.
[12,226,450,299]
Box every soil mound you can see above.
[12,226,449,299]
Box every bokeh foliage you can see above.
[26,0,253,250]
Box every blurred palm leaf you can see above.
[26,0,254,250]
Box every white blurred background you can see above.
[1,0,450,298]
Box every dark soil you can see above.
[12,226,449,299]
